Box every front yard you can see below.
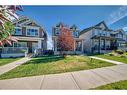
[0,58,21,66]
[95,80,127,90]
[0,55,114,80]
[95,54,127,64]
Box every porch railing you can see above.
[1,47,28,54]
[118,47,127,51]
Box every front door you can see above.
[27,42,38,53]
[32,42,38,52]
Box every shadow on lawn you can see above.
[24,56,64,64]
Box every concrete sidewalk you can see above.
[0,64,127,90]
[0,57,31,75]
[90,56,125,65]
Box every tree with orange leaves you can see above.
[57,25,74,56]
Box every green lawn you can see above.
[94,80,127,90]
[95,54,127,64]
[0,55,114,80]
[0,58,21,66]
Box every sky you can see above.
[17,6,127,49]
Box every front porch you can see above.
[53,38,84,55]
[1,47,28,58]
[91,37,117,54]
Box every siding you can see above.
[79,29,93,53]
[22,27,26,36]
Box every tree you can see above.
[0,5,22,46]
[57,25,74,57]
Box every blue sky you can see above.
[18,6,127,49]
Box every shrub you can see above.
[115,49,124,55]
[108,53,114,56]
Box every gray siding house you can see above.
[79,21,127,54]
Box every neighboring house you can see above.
[114,29,127,50]
[79,21,127,54]
[52,23,84,55]
[1,16,47,58]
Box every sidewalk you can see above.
[0,57,31,75]
[0,64,127,89]
[90,56,125,65]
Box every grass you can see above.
[95,54,127,64]
[94,80,127,90]
[0,58,21,66]
[0,55,114,80]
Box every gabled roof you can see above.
[70,24,77,29]
[56,22,64,27]
[95,21,108,29]
[13,16,40,27]
[13,16,47,39]
[115,29,126,35]
[79,21,113,35]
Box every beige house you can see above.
[1,16,47,58]
[52,23,84,55]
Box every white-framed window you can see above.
[13,42,27,47]
[14,27,22,35]
[26,28,39,36]
[93,29,99,36]
[55,29,60,35]
[73,31,79,37]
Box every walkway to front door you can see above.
[0,57,32,75]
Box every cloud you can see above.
[106,6,127,25]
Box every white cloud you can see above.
[106,6,127,25]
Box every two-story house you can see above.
[1,16,47,58]
[114,29,127,50]
[79,21,118,54]
[52,23,84,55]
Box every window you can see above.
[14,28,22,35]
[73,31,79,37]
[13,42,27,47]
[55,29,60,35]
[27,29,38,36]
[93,30,98,35]
[107,32,110,36]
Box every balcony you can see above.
[92,30,111,38]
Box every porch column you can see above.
[55,39,57,51]
[98,37,101,54]
[74,40,76,52]
[38,40,42,49]
[104,39,106,52]
[81,40,84,52]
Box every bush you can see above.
[115,49,124,55]
[43,50,54,55]
[108,53,114,56]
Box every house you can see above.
[1,16,47,58]
[114,29,127,51]
[52,23,84,55]
[79,21,126,54]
